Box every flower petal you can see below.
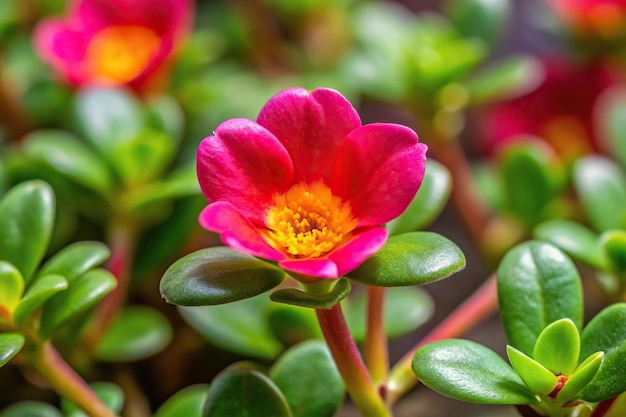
[331,123,427,226]
[330,226,388,276]
[199,202,285,262]
[197,118,294,224]
[279,258,339,279]
[257,87,361,183]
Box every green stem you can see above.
[387,274,498,404]
[365,286,388,388]
[316,303,391,417]
[30,342,119,417]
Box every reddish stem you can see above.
[387,274,499,403]
[365,286,389,388]
[0,61,32,142]
[592,397,617,417]
[316,303,391,417]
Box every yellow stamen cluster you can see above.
[86,25,161,84]
[265,182,358,258]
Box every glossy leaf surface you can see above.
[37,241,109,283]
[13,274,68,326]
[506,345,557,395]
[533,318,580,375]
[0,333,24,368]
[534,220,605,270]
[154,384,209,417]
[270,279,351,309]
[0,261,23,315]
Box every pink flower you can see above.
[196,87,428,279]
[546,0,626,37]
[481,59,614,161]
[33,0,192,93]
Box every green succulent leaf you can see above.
[344,286,434,342]
[125,164,200,212]
[204,364,292,417]
[39,269,117,339]
[13,274,68,326]
[73,87,144,158]
[270,279,351,309]
[497,241,583,355]
[580,303,626,402]
[506,345,557,395]
[0,261,24,315]
[412,339,535,404]
[270,341,344,417]
[160,247,285,306]
[61,382,124,417]
[0,180,55,284]
[154,384,209,417]
[0,333,24,368]
[573,156,626,232]
[146,94,184,142]
[465,56,543,105]
[96,305,172,362]
[387,160,451,235]
[557,351,604,403]
[0,401,63,417]
[446,0,510,45]
[533,220,606,270]
[37,241,110,284]
[266,303,322,347]
[21,130,113,195]
[599,230,626,274]
[178,295,282,360]
[347,232,465,287]
[533,318,580,375]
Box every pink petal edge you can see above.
[330,226,388,277]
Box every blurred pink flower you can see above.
[546,0,626,37]
[196,87,428,279]
[481,59,614,161]
[34,0,192,93]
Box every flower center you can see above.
[85,25,161,84]
[265,182,358,258]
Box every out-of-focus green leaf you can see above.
[347,232,465,287]
[599,231,626,275]
[596,86,626,168]
[0,261,23,315]
[179,295,282,360]
[146,94,185,143]
[61,382,124,417]
[266,303,322,347]
[0,401,63,417]
[37,241,109,283]
[387,160,451,235]
[160,247,285,306]
[0,333,24,368]
[446,0,511,46]
[96,305,172,362]
[534,220,606,270]
[0,180,54,284]
[154,384,209,417]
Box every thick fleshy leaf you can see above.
[204,364,292,417]
[39,269,117,339]
[412,339,535,404]
[534,220,606,270]
[465,56,544,105]
[580,303,626,402]
[13,274,68,326]
[344,286,434,341]
[498,241,583,355]
[347,232,465,287]
[600,231,626,274]
[386,159,451,235]
[557,352,604,403]
[37,241,109,284]
[96,306,172,362]
[73,87,144,158]
[160,247,285,306]
[61,382,124,417]
[270,279,351,309]
[573,156,626,232]
[178,295,282,360]
[0,333,24,368]
[500,141,563,228]
[21,130,113,195]
[270,341,344,417]
[446,0,511,45]
[154,384,209,417]
[0,261,24,315]
[0,401,63,417]
[0,181,54,284]
[533,318,580,375]
[266,303,322,347]
[506,345,557,395]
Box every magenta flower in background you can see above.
[34,0,192,93]
[481,59,614,161]
[196,87,428,280]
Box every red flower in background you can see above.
[546,0,626,37]
[481,59,614,161]
[34,0,192,93]
[196,87,427,280]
